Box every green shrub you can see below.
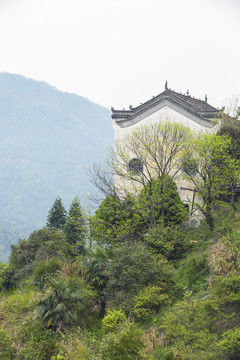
[137,175,188,227]
[151,346,216,360]
[102,309,127,332]
[217,327,240,360]
[9,228,76,284]
[134,285,171,320]
[150,347,184,359]
[177,253,210,292]
[144,225,186,261]
[0,263,14,291]
[101,319,145,360]
[154,291,219,359]
[212,275,240,305]
[106,242,175,310]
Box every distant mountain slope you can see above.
[0,73,113,261]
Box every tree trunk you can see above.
[100,299,106,319]
[231,187,237,211]
[205,206,214,231]
[161,207,165,227]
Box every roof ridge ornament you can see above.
[111,86,221,122]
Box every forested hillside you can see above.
[1,118,240,359]
[0,73,113,261]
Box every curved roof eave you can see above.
[113,97,219,129]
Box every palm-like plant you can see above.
[84,247,109,318]
[37,277,88,332]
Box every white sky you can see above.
[0,0,239,109]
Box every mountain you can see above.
[0,73,113,262]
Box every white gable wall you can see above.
[112,102,219,227]
[113,104,216,142]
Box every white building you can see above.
[111,82,223,226]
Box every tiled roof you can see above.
[112,84,222,122]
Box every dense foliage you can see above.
[90,176,187,246]
[1,121,240,359]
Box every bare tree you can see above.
[89,121,191,228]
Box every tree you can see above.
[217,112,240,162]
[46,197,67,230]
[84,246,110,318]
[133,284,171,320]
[113,121,191,187]
[9,228,75,284]
[37,277,92,332]
[223,95,240,119]
[64,196,86,253]
[90,121,191,228]
[90,195,144,246]
[183,133,240,231]
[217,118,240,209]
[106,243,175,310]
[219,155,240,211]
[136,175,187,228]
[0,263,13,291]
[144,223,186,261]
[90,176,187,247]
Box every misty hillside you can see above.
[0,73,113,261]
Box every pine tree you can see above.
[46,197,67,230]
[64,196,86,253]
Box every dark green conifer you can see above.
[46,197,67,230]
[64,196,86,253]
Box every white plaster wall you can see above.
[112,104,219,226]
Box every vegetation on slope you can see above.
[2,202,240,359]
[1,119,240,359]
